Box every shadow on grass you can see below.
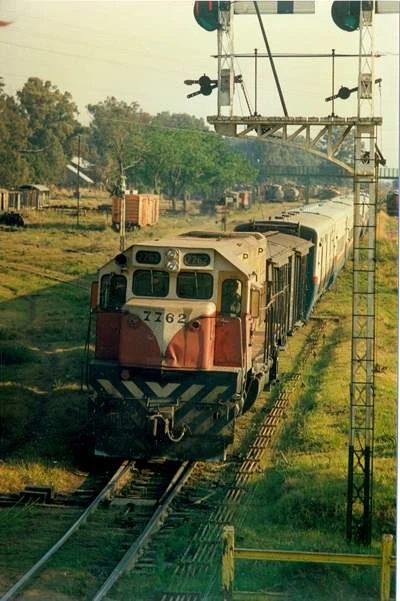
[0,276,96,475]
[25,221,108,232]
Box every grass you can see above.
[231,212,397,600]
[0,192,292,479]
[0,193,396,600]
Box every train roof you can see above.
[276,198,353,222]
[100,229,314,277]
[122,230,268,277]
[266,232,313,261]
[235,195,355,238]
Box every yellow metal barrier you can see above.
[221,526,396,601]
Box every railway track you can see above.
[0,260,91,290]
[0,460,195,601]
[1,320,329,601]
[138,320,328,600]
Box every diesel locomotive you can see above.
[88,194,365,461]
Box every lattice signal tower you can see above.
[195,0,398,544]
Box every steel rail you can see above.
[0,260,90,290]
[91,461,195,601]
[0,460,133,601]
[168,321,327,586]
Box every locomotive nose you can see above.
[118,300,216,369]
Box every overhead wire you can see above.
[0,39,183,74]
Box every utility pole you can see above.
[330,49,336,117]
[76,135,81,227]
[119,158,127,252]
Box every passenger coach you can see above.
[235,195,365,318]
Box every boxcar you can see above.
[112,194,160,231]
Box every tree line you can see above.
[0,76,351,198]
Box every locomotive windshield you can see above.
[99,274,127,311]
[133,269,169,297]
[177,271,213,299]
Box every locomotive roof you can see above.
[125,230,268,276]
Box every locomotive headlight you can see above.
[166,248,180,271]
[166,248,179,260]
[166,260,179,272]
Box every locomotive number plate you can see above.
[143,310,188,324]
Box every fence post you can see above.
[380,533,393,601]
[222,525,235,601]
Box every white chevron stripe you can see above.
[179,384,204,402]
[98,379,228,404]
[202,385,229,402]
[146,382,180,398]
[98,379,123,399]
[122,380,144,398]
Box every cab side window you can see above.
[221,279,242,317]
[100,274,127,311]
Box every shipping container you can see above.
[112,194,160,231]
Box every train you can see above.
[88,194,367,461]
[264,183,341,203]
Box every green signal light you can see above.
[193,1,220,32]
[344,15,358,28]
[331,1,360,32]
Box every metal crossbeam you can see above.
[207,115,382,175]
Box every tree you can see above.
[199,134,257,197]
[17,77,80,183]
[87,97,150,193]
[139,127,257,208]
[152,111,208,131]
[0,79,31,186]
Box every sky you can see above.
[0,0,398,167]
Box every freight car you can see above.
[112,193,160,231]
[88,194,363,461]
